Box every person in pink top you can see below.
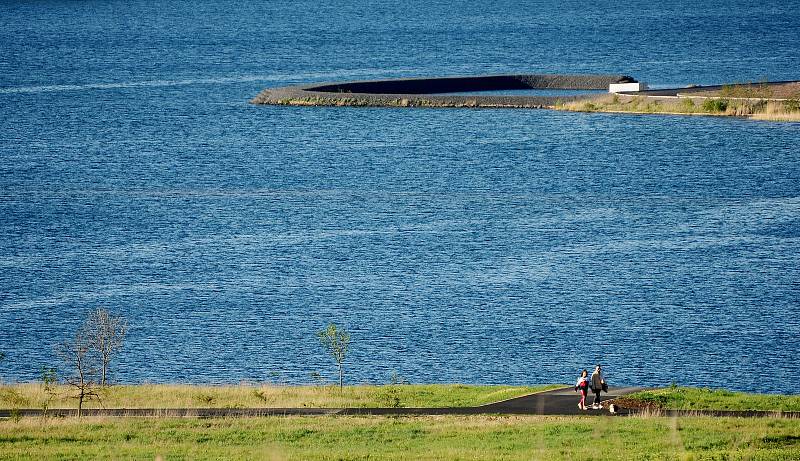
[575,369,589,410]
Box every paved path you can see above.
[478,386,646,415]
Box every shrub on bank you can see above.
[701,98,728,113]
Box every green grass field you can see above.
[1,414,799,460]
[0,383,559,410]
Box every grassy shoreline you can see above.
[554,94,800,121]
[0,384,558,410]
[2,383,798,412]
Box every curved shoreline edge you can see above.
[250,74,635,109]
[252,75,800,121]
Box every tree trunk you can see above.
[78,390,84,418]
[338,364,343,390]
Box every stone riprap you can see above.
[251,74,636,108]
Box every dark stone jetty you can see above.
[251,74,635,108]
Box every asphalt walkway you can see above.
[478,386,646,415]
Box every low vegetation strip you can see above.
[0,384,558,410]
[678,81,800,100]
[1,415,799,460]
[621,387,800,412]
[555,93,800,121]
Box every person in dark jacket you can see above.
[590,365,605,409]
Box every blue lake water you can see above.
[1,0,799,393]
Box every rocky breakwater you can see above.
[251,74,636,108]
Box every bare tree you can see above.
[317,323,350,390]
[55,329,100,417]
[84,308,127,386]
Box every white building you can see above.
[609,82,648,93]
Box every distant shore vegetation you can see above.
[688,81,800,100]
[556,84,800,121]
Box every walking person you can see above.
[591,365,605,409]
[575,369,589,410]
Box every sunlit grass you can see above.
[686,81,800,100]
[718,82,774,99]
[1,414,798,460]
[0,383,559,410]
[555,94,800,121]
[750,101,800,121]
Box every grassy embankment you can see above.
[623,387,800,412]
[1,414,799,460]
[555,82,800,121]
[0,384,558,409]
[3,383,798,411]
